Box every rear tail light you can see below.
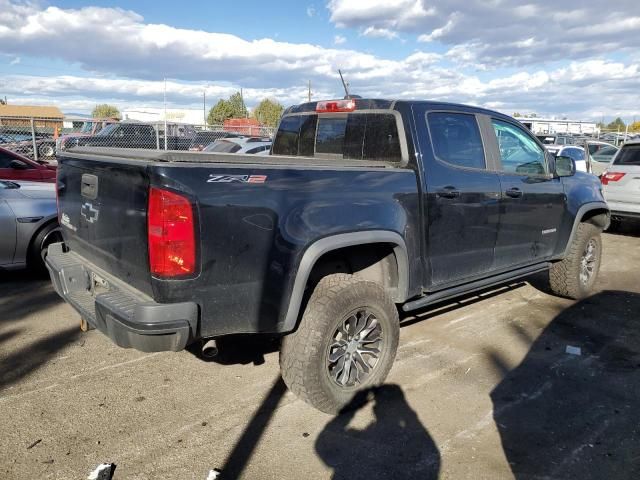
[148,187,196,278]
[316,99,356,113]
[601,172,625,185]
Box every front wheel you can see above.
[549,222,602,299]
[280,274,399,414]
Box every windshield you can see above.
[97,123,119,136]
[0,180,19,189]
[80,122,95,134]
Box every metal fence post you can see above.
[155,123,160,150]
[30,118,39,161]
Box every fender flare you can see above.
[280,230,410,333]
[556,201,609,259]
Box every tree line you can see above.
[89,92,284,128]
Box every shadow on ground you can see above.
[0,269,62,324]
[315,384,440,480]
[607,218,640,238]
[490,290,640,479]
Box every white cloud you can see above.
[9,56,20,65]
[0,1,638,120]
[328,0,640,68]
[334,35,346,45]
[361,26,398,39]
[306,5,316,17]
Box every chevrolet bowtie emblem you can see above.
[81,202,99,224]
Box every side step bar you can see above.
[402,262,551,312]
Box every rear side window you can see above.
[427,112,485,169]
[562,147,585,161]
[613,145,640,165]
[272,113,402,162]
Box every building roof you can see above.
[0,104,64,119]
[514,117,596,125]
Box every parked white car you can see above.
[601,139,640,224]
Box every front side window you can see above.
[492,119,547,175]
[427,112,485,169]
[592,146,618,163]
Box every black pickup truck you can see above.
[47,98,609,413]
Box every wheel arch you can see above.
[556,201,609,259]
[281,231,409,333]
[26,216,61,265]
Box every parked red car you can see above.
[0,146,56,182]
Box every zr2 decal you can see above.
[207,174,267,184]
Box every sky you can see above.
[0,0,639,121]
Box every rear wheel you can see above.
[280,274,399,414]
[29,222,63,271]
[549,222,602,299]
[38,143,55,158]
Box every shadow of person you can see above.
[490,290,640,479]
[315,384,440,480]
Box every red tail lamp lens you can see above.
[148,187,196,277]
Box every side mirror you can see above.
[10,160,29,170]
[555,155,576,177]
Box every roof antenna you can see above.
[338,69,350,99]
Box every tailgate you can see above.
[57,156,153,296]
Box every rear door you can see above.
[486,118,566,268]
[413,107,502,287]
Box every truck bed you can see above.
[66,147,404,169]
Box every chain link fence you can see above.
[0,117,276,163]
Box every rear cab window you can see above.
[272,112,403,162]
[613,144,640,165]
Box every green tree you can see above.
[606,117,626,131]
[252,99,284,127]
[91,104,121,119]
[628,121,640,132]
[0,98,5,105]
[207,91,247,125]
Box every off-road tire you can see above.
[280,274,399,414]
[549,222,602,299]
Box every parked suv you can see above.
[47,98,609,413]
[602,139,640,224]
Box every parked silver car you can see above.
[602,139,640,224]
[203,136,272,155]
[0,180,61,270]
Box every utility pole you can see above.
[203,87,207,128]
[240,88,247,118]
[163,78,168,150]
[308,80,311,102]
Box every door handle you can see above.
[505,187,523,198]
[437,186,460,199]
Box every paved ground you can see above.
[1,225,640,480]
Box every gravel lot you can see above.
[1,225,640,480]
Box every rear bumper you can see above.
[607,200,640,218]
[45,243,198,352]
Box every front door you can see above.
[413,107,502,288]
[486,118,566,269]
[0,151,42,181]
